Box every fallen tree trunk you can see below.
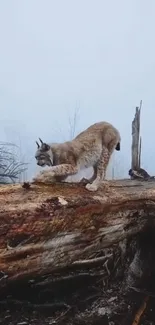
[0,179,153,280]
[1,179,155,324]
[0,178,155,281]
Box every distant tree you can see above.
[68,102,80,140]
[0,142,28,184]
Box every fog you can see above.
[0,0,155,181]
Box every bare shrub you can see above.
[0,142,28,184]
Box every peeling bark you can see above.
[0,179,155,324]
[0,179,155,284]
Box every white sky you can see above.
[0,0,155,179]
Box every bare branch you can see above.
[0,142,28,184]
[68,102,80,140]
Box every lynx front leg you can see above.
[86,147,110,192]
[33,164,78,183]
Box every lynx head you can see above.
[35,138,53,167]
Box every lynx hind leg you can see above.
[88,165,97,183]
[86,147,110,192]
[80,165,97,184]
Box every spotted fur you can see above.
[34,121,121,191]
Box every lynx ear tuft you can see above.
[36,141,40,149]
[38,138,50,151]
[39,138,44,145]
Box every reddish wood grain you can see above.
[0,179,155,286]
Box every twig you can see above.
[0,174,18,179]
[72,254,112,267]
[103,259,110,276]
[54,306,72,323]
[131,295,149,325]
[0,299,69,312]
[130,286,155,298]
[34,272,100,287]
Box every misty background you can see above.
[0,0,155,182]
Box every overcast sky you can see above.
[0,0,155,180]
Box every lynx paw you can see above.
[33,176,43,183]
[40,170,51,176]
[33,174,55,183]
[33,173,45,182]
[85,183,99,192]
[33,170,55,183]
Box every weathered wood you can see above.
[131,101,142,170]
[138,135,142,169]
[0,179,155,289]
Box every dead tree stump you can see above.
[131,101,142,170]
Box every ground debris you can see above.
[22,182,31,190]
[131,296,149,325]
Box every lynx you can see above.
[33,121,121,191]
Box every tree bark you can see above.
[1,179,155,324]
[0,179,155,284]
